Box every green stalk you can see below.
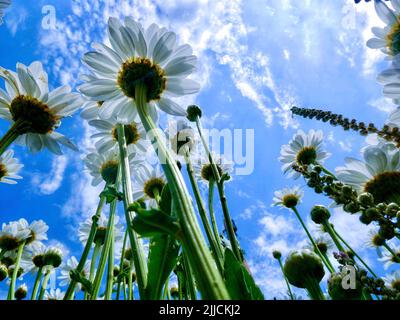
[0,119,27,156]
[277,258,294,300]
[7,240,25,300]
[194,116,242,261]
[292,207,335,273]
[383,243,400,262]
[90,197,118,299]
[321,220,345,252]
[64,191,106,300]
[332,227,378,278]
[135,83,229,299]
[116,230,128,300]
[85,242,101,300]
[38,268,52,300]
[128,258,133,300]
[116,123,148,299]
[105,228,115,300]
[183,252,197,300]
[303,276,325,300]
[30,266,43,300]
[207,179,224,257]
[184,150,224,272]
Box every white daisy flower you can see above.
[18,219,48,250]
[0,61,82,154]
[366,0,400,56]
[78,213,124,250]
[83,148,143,186]
[132,164,166,206]
[382,271,400,290]
[272,186,304,209]
[386,106,400,127]
[88,117,148,155]
[0,0,11,25]
[379,244,400,269]
[376,54,400,103]
[80,98,103,121]
[279,129,330,179]
[165,119,196,157]
[192,152,234,184]
[58,256,90,289]
[0,149,23,184]
[336,143,400,204]
[0,219,31,251]
[44,288,65,300]
[21,242,47,273]
[79,18,199,123]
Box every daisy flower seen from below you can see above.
[132,164,166,205]
[272,186,304,209]
[379,244,400,269]
[367,0,400,56]
[192,152,233,184]
[0,220,31,251]
[0,149,23,184]
[383,271,400,290]
[165,119,196,157]
[0,0,11,25]
[79,17,199,123]
[44,288,65,300]
[336,143,400,204]
[0,61,82,155]
[58,256,90,289]
[88,117,148,155]
[279,129,330,179]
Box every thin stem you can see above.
[322,220,345,252]
[64,191,107,300]
[116,230,128,300]
[304,276,325,300]
[0,119,26,156]
[278,258,294,300]
[135,83,229,299]
[7,240,25,300]
[184,150,224,272]
[85,242,101,300]
[128,258,133,300]
[38,268,52,300]
[383,243,400,262]
[195,116,242,261]
[292,207,335,273]
[183,252,197,300]
[91,196,118,299]
[332,227,378,278]
[117,123,148,299]
[208,179,223,254]
[105,228,115,300]
[30,266,43,300]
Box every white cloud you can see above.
[5,5,28,36]
[31,155,68,195]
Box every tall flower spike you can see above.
[0,149,23,184]
[79,18,199,123]
[0,62,82,155]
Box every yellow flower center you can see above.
[117,57,166,102]
[100,160,119,185]
[143,177,165,199]
[201,164,223,182]
[386,19,400,55]
[112,124,141,145]
[0,164,7,180]
[296,146,317,166]
[282,194,299,208]
[10,95,59,134]
[364,171,400,204]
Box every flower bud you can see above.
[328,272,362,300]
[15,284,28,300]
[386,203,399,217]
[310,205,330,224]
[357,193,374,207]
[170,286,179,299]
[186,105,202,122]
[283,250,325,289]
[272,250,282,260]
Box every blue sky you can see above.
[0,0,398,299]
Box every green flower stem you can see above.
[128,258,134,300]
[64,191,107,300]
[194,116,242,262]
[184,150,224,272]
[321,220,345,252]
[117,123,148,299]
[0,250,5,260]
[90,196,117,300]
[7,240,25,300]
[123,277,127,300]
[303,276,325,300]
[85,242,101,300]
[105,229,115,300]
[208,179,224,257]
[317,163,337,180]
[383,243,400,262]
[164,276,171,300]
[277,258,294,300]
[292,207,335,273]
[135,83,229,299]
[38,268,52,300]
[116,230,128,300]
[0,119,27,156]
[183,252,197,300]
[332,227,378,278]
[30,266,43,300]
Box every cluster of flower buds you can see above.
[359,270,400,300]
[291,107,400,147]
